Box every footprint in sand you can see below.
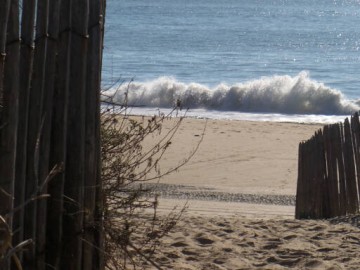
[262,238,283,250]
[216,222,228,228]
[171,241,188,247]
[157,257,170,264]
[238,231,248,237]
[166,252,180,259]
[276,249,312,259]
[311,232,325,240]
[308,224,327,231]
[344,235,360,243]
[195,236,215,245]
[213,258,226,265]
[252,262,267,267]
[266,256,301,267]
[303,259,325,268]
[185,256,197,261]
[222,247,233,252]
[317,247,334,253]
[181,249,198,256]
[283,234,297,240]
[262,242,281,250]
[284,223,302,230]
[338,257,352,263]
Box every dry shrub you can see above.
[101,86,204,269]
[0,215,32,270]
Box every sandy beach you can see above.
[136,116,360,269]
[150,117,323,195]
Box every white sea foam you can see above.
[102,72,359,117]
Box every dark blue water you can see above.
[102,0,360,118]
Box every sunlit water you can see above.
[103,0,360,123]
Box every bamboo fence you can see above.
[0,0,106,269]
[296,112,360,219]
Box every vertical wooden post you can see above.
[46,0,72,267]
[343,118,358,214]
[23,0,48,267]
[351,113,360,207]
[295,142,304,219]
[313,131,326,219]
[94,2,106,268]
[0,0,19,220]
[335,123,347,216]
[0,2,20,269]
[305,137,315,218]
[0,1,11,103]
[0,0,11,217]
[316,131,327,218]
[83,0,104,268]
[323,125,339,217]
[61,0,89,268]
[35,1,61,269]
[13,0,36,257]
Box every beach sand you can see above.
[150,214,360,270]
[134,116,360,269]
[149,118,323,195]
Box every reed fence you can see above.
[296,112,360,219]
[0,0,106,269]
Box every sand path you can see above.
[133,116,360,269]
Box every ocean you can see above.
[102,0,360,123]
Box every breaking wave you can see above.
[103,72,359,115]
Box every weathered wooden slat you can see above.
[13,0,37,257]
[0,1,11,52]
[324,125,340,217]
[309,132,325,219]
[308,138,315,217]
[0,0,20,219]
[0,0,11,106]
[94,2,106,268]
[0,2,20,269]
[343,118,358,214]
[35,1,61,269]
[45,0,72,267]
[0,0,11,199]
[296,138,315,219]
[332,124,341,217]
[306,139,314,217]
[308,136,316,218]
[317,130,328,218]
[295,142,305,219]
[336,123,347,216]
[23,0,49,267]
[304,140,311,217]
[351,113,360,206]
[306,137,314,218]
[314,131,326,219]
[83,0,104,268]
[61,0,89,268]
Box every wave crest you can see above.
[104,72,359,115]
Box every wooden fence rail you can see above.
[296,112,360,219]
[0,0,106,269]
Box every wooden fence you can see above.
[0,0,106,269]
[296,112,360,219]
